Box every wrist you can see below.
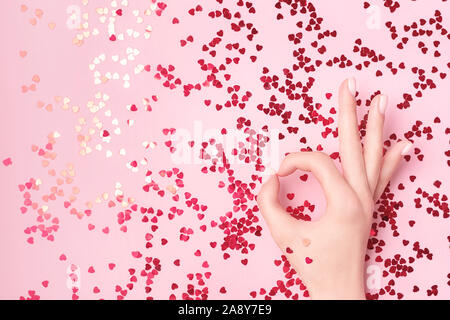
[308,284,366,300]
[306,264,366,300]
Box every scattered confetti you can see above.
[1,0,448,301]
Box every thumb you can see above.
[256,174,296,240]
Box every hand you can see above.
[257,78,412,300]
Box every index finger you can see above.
[277,151,350,206]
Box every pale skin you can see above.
[257,78,412,300]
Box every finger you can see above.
[338,78,371,201]
[257,174,297,238]
[277,151,350,206]
[374,140,413,200]
[364,94,387,194]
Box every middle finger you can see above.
[338,78,371,203]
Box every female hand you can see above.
[257,78,412,299]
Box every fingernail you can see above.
[401,142,413,155]
[347,77,356,96]
[378,94,388,114]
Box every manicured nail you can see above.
[347,77,356,96]
[401,142,413,155]
[378,94,388,114]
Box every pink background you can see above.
[0,0,449,299]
